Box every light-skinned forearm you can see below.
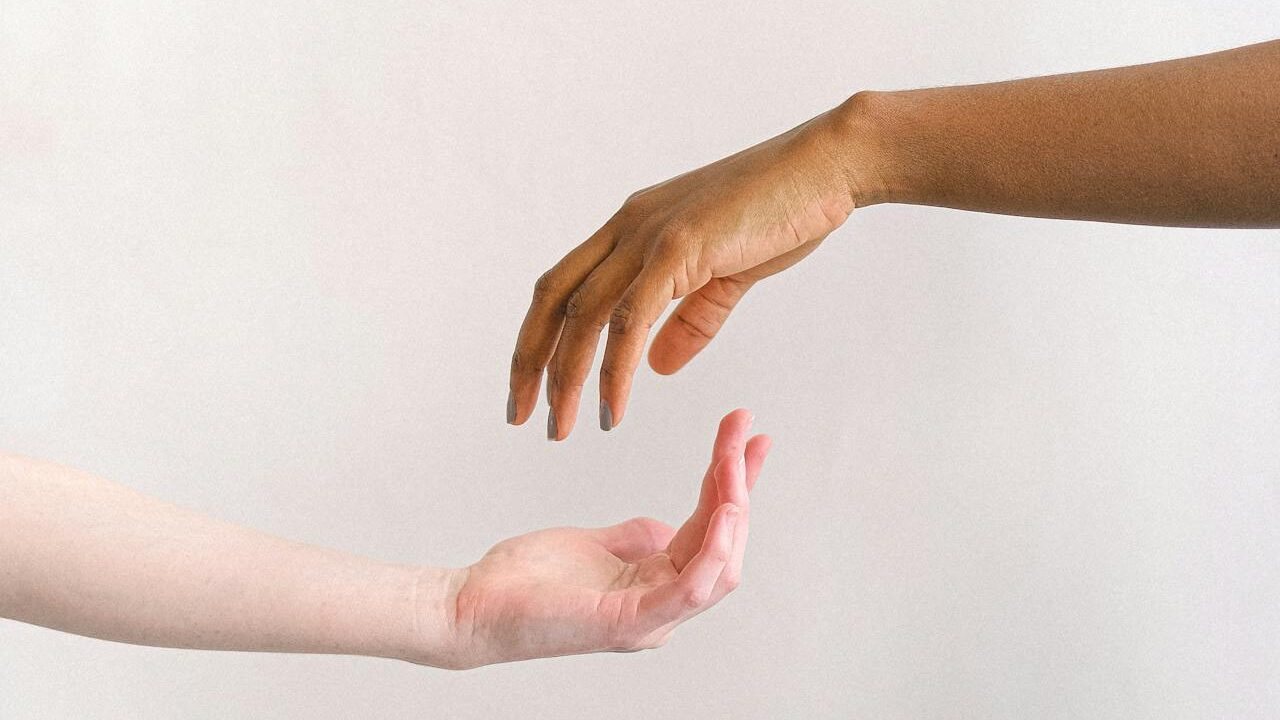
[840,39,1280,227]
[0,454,457,665]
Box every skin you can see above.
[0,409,769,670]
[509,39,1280,440]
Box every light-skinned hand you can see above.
[431,409,770,668]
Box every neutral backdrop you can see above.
[2,2,1278,718]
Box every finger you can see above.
[714,499,749,602]
[646,238,826,378]
[668,409,753,568]
[647,277,753,375]
[597,262,677,429]
[713,454,747,589]
[638,503,738,630]
[744,433,772,492]
[641,436,765,639]
[546,251,642,440]
[715,450,748,509]
[592,517,675,562]
[708,433,771,605]
[703,433,771,603]
[691,409,753,523]
[508,228,615,426]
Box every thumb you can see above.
[647,277,752,375]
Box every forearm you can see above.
[839,39,1280,227]
[0,454,457,664]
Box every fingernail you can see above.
[506,390,516,424]
[546,410,558,441]
[599,399,613,431]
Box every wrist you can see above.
[403,565,469,669]
[824,90,914,208]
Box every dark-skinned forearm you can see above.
[840,39,1280,227]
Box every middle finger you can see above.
[546,249,642,440]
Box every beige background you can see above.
[2,2,1279,718]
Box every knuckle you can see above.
[563,289,587,319]
[531,271,560,304]
[510,348,542,374]
[673,311,717,341]
[565,289,609,331]
[547,365,581,393]
[721,571,742,592]
[652,223,694,257]
[609,301,646,336]
[702,280,743,311]
[682,586,710,609]
[620,191,651,217]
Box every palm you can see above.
[455,521,678,665]
[443,409,772,668]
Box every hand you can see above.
[508,102,872,438]
[432,409,771,669]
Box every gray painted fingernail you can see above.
[506,391,516,424]
[599,400,613,431]
[547,410,558,441]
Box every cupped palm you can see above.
[442,409,771,668]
